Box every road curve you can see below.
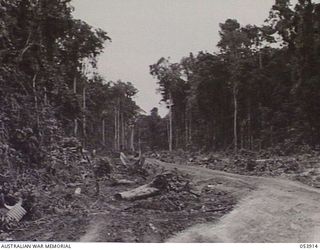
[146,158,320,243]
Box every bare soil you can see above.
[6,159,236,242]
[4,153,320,242]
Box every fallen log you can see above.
[114,174,168,201]
[114,184,160,201]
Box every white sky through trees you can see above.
[72,0,278,117]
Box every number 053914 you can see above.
[300,244,318,248]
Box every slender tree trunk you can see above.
[120,112,123,149]
[82,87,86,145]
[114,106,118,151]
[73,76,78,137]
[169,94,173,152]
[240,123,243,150]
[117,100,121,150]
[121,112,125,150]
[32,73,39,129]
[167,117,170,150]
[130,125,135,152]
[114,98,121,151]
[114,99,121,151]
[233,83,238,154]
[212,119,216,149]
[185,110,188,147]
[270,125,274,148]
[74,118,78,138]
[189,113,192,145]
[248,100,252,150]
[102,118,105,146]
[259,50,263,70]
[73,75,77,93]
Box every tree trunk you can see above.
[185,110,188,147]
[114,107,117,150]
[138,129,141,153]
[189,112,192,144]
[130,125,135,152]
[117,100,121,150]
[121,112,125,150]
[248,99,252,150]
[32,73,39,129]
[240,123,244,150]
[73,75,77,93]
[114,98,121,151]
[102,118,105,146]
[169,94,173,152]
[233,83,238,154]
[114,103,121,151]
[82,87,86,143]
[270,125,274,147]
[73,76,78,137]
[259,50,263,70]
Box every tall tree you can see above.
[217,19,250,153]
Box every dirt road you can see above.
[80,158,320,242]
[145,159,320,243]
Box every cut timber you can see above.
[114,184,160,201]
[114,174,168,201]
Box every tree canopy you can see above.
[149,0,320,153]
[0,0,141,169]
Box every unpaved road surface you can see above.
[145,159,320,243]
[80,158,320,243]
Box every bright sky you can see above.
[72,0,278,116]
